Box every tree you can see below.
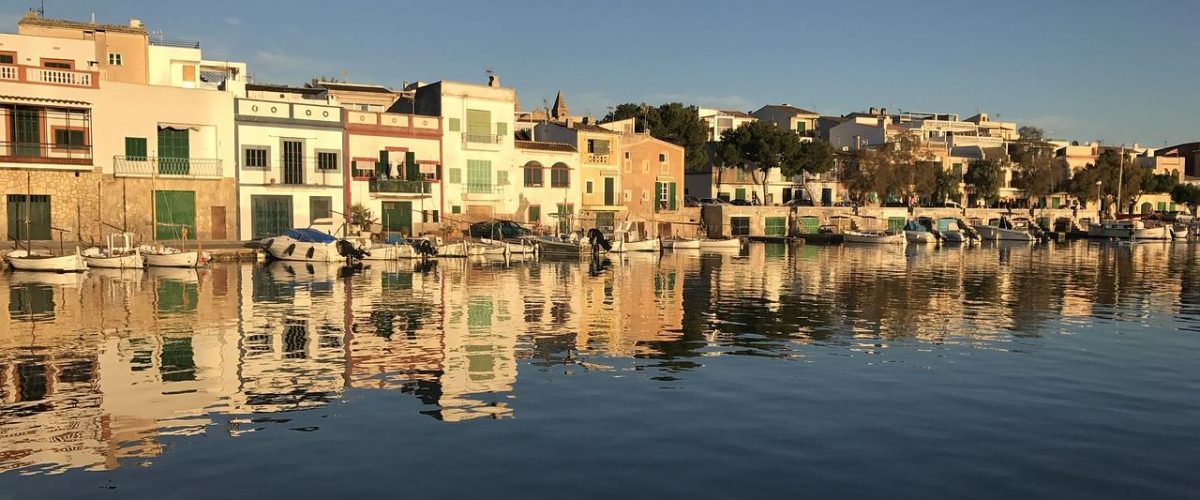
[1018,126,1045,141]
[834,132,935,206]
[1142,172,1178,195]
[602,102,709,170]
[1013,155,1067,205]
[716,121,806,203]
[931,164,962,205]
[964,159,1004,206]
[1067,149,1143,214]
[787,139,836,178]
[1171,184,1200,215]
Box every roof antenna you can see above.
[91,12,96,24]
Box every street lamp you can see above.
[1096,180,1103,218]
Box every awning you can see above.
[0,95,91,106]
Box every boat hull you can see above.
[974,225,1034,241]
[534,238,585,257]
[262,237,344,262]
[699,238,742,249]
[1133,226,1170,240]
[84,253,144,269]
[360,244,416,260]
[7,251,88,272]
[670,239,700,250]
[612,238,661,253]
[904,230,936,244]
[145,251,206,268]
[843,232,906,244]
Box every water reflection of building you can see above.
[3,241,1196,473]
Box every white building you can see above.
[515,140,580,234]
[234,84,345,240]
[698,108,756,141]
[412,78,518,223]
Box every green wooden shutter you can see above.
[466,109,491,137]
[448,168,461,184]
[377,150,389,178]
[496,122,508,137]
[654,182,663,212]
[157,128,190,175]
[529,206,540,223]
[405,151,419,180]
[448,118,461,132]
[669,183,677,210]
[125,137,147,161]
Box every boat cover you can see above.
[285,228,337,243]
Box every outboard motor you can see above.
[411,238,438,258]
[335,239,369,261]
[587,228,611,258]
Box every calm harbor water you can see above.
[1,241,1198,499]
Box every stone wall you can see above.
[0,169,237,246]
[702,205,1085,238]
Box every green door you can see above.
[381,201,412,237]
[11,107,41,157]
[798,216,820,234]
[251,195,292,240]
[155,190,196,240]
[6,194,51,241]
[765,217,787,236]
[604,177,615,206]
[157,127,190,175]
[888,217,906,232]
[735,188,746,201]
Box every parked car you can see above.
[684,195,701,207]
[785,198,815,207]
[697,198,729,206]
[729,199,752,206]
[939,201,962,209]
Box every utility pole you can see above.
[1116,143,1124,216]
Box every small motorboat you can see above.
[143,246,210,268]
[438,241,483,258]
[358,241,416,260]
[262,228,358,262]
[669,238,700,250]
[699,238,742,249]
[504,239,539,255]
[973,217,1034,241]
[532,235,586,257]
[611,237,661,253]
[903,220,937,244]
[6,248,88,272]
[472,238,510,256]
[843,231,907,245]
[83,233,143,269]
[937,217,971,244]
[1172,224,1189,239]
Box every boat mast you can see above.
[24,171,31,252]
[1116,144,1124,216]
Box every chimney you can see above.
[869,107,878,115]
[487,74,499,88]
[129,18,143,28]
[880,107,887,116]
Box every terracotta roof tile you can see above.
[516,140,577,153]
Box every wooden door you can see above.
[210,206,227,240]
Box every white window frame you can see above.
[108,52,123,66]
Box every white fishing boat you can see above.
[843,231,907,245]
[937,217,974,244]
[6,248,89,272]
[611,237,661,253]
[973,217,1034,241]
[1172,224,1189,239]
[1088,219,1169,240]
[699,238,742,249]
[438,241,485,257]
[472,239,510,256]
[144,246,210,268]
[359,242,416,260]
[532,235,586,257]
[504,239,538,255]
[82,233,143,269]
[669,238,700,250]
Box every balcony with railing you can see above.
[0,141,92,166]
[113,156,223,179]
[585,153,611,164]
[461,183,504,201]
[369,178,432,195]
[0,64,99,88]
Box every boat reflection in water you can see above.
[0,240,1197,491]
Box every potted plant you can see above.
[350,204,375,238]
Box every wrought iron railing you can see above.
[369,179,431,194]
[150,38,201,49]
[113,155,223,178]
[0,141,92,163]
[464,133,501,144]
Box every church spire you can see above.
[551,91,568,120]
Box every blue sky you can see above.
[4,0,1197,146]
